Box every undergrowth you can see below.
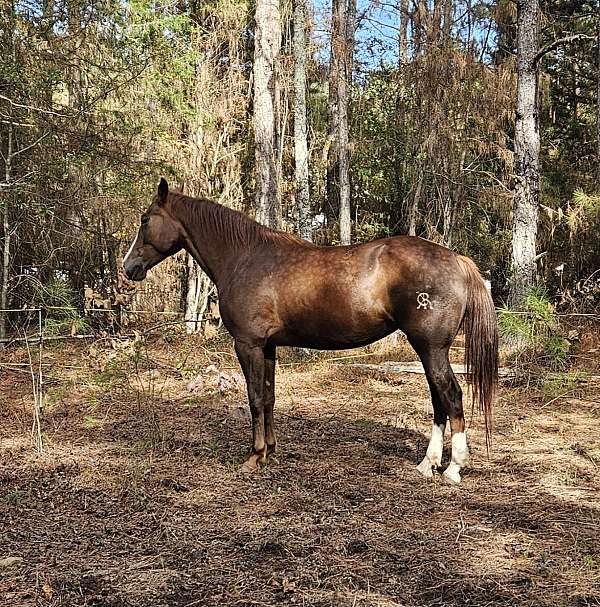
[498,286,570,369]
[38,278,90,336]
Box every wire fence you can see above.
[1,303,598,456]
[0,305,220,345]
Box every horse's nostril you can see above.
[123,263,136,281]
[124,263,146,282]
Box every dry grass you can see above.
[1,333,599,607]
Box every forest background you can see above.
[1,0,599,339]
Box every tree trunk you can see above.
[254,0,282,229]
[412,0,428,54]
[398,0,409,66]
[294,0,311,241]
[338,51,351,244]
[185,254,212,334]
[335,0,356,245]
[327,0,341,221]
[597,14,600,188]
[509,0,540,308]
[0,2,15,341]
[465,0,473,50]
[443,0,453,41]
[0,121,12,341]
[408,171,423,236]
[432,0,443,42]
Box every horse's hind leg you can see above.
[415,365,447,479]
[414,345,469,484]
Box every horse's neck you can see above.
[176,198,260,287]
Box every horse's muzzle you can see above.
[123,262,147,282]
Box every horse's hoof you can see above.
[442,467,461,485]
[240,462,257,475]
[416,457,435,479]
[241,454,261,475]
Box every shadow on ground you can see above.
[1,353,599,607]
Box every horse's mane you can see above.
[167,192,313,250]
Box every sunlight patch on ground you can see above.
[2,339,600,606]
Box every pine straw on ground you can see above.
[0,335,599,607]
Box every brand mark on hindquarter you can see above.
[416,292,433,310]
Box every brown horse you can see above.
[123,179,498,483]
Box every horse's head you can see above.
[122,178,184,281]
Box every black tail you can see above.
[457,256,498,450]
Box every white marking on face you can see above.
[417,292,433,310]
[123,230,139,267]
[426,423,445,467]
[450,431,469,467]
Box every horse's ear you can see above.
[157,178,169,204]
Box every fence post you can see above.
[38,308,43,416]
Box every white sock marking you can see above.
[425,423,445,467]
[450,431,469,467]
[416,457,434,478]
[443,462,461,484]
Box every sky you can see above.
[312,0,403,69]
[311,0,497,73]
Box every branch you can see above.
[0,119,35,128]
[0,94,72,118]
[12,132,50,157]
[533,33,595,66]
[0,171,36,190]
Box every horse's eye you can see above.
[141,215,149,225]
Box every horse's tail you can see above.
[457,255,498,450]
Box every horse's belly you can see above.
[264,252,397,349]
[269,308,395,350]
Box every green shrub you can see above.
[38,278,90,336]
[498,286,570,369]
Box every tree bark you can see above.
[185,253,212,334]
[412,0,428,54]
[337,28,351,245]
[597,14,600,188]
[432,0,443,43]
[398,0,409,66]
[294,0,311,241]
[0,2,15,341]
[333,0,356,245]
[0,121,12,341]
[254,0,282,229]
[509,0,540,308]
[442,0,453,41]
[408,171,422,237]
[327,0,341,221]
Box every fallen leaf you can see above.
[0,556,23,568]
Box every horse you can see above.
[123,179,498,484]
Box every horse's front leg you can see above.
[235,340,267,473]
[263,345,277,457]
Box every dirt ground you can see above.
[1,330,599,607]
